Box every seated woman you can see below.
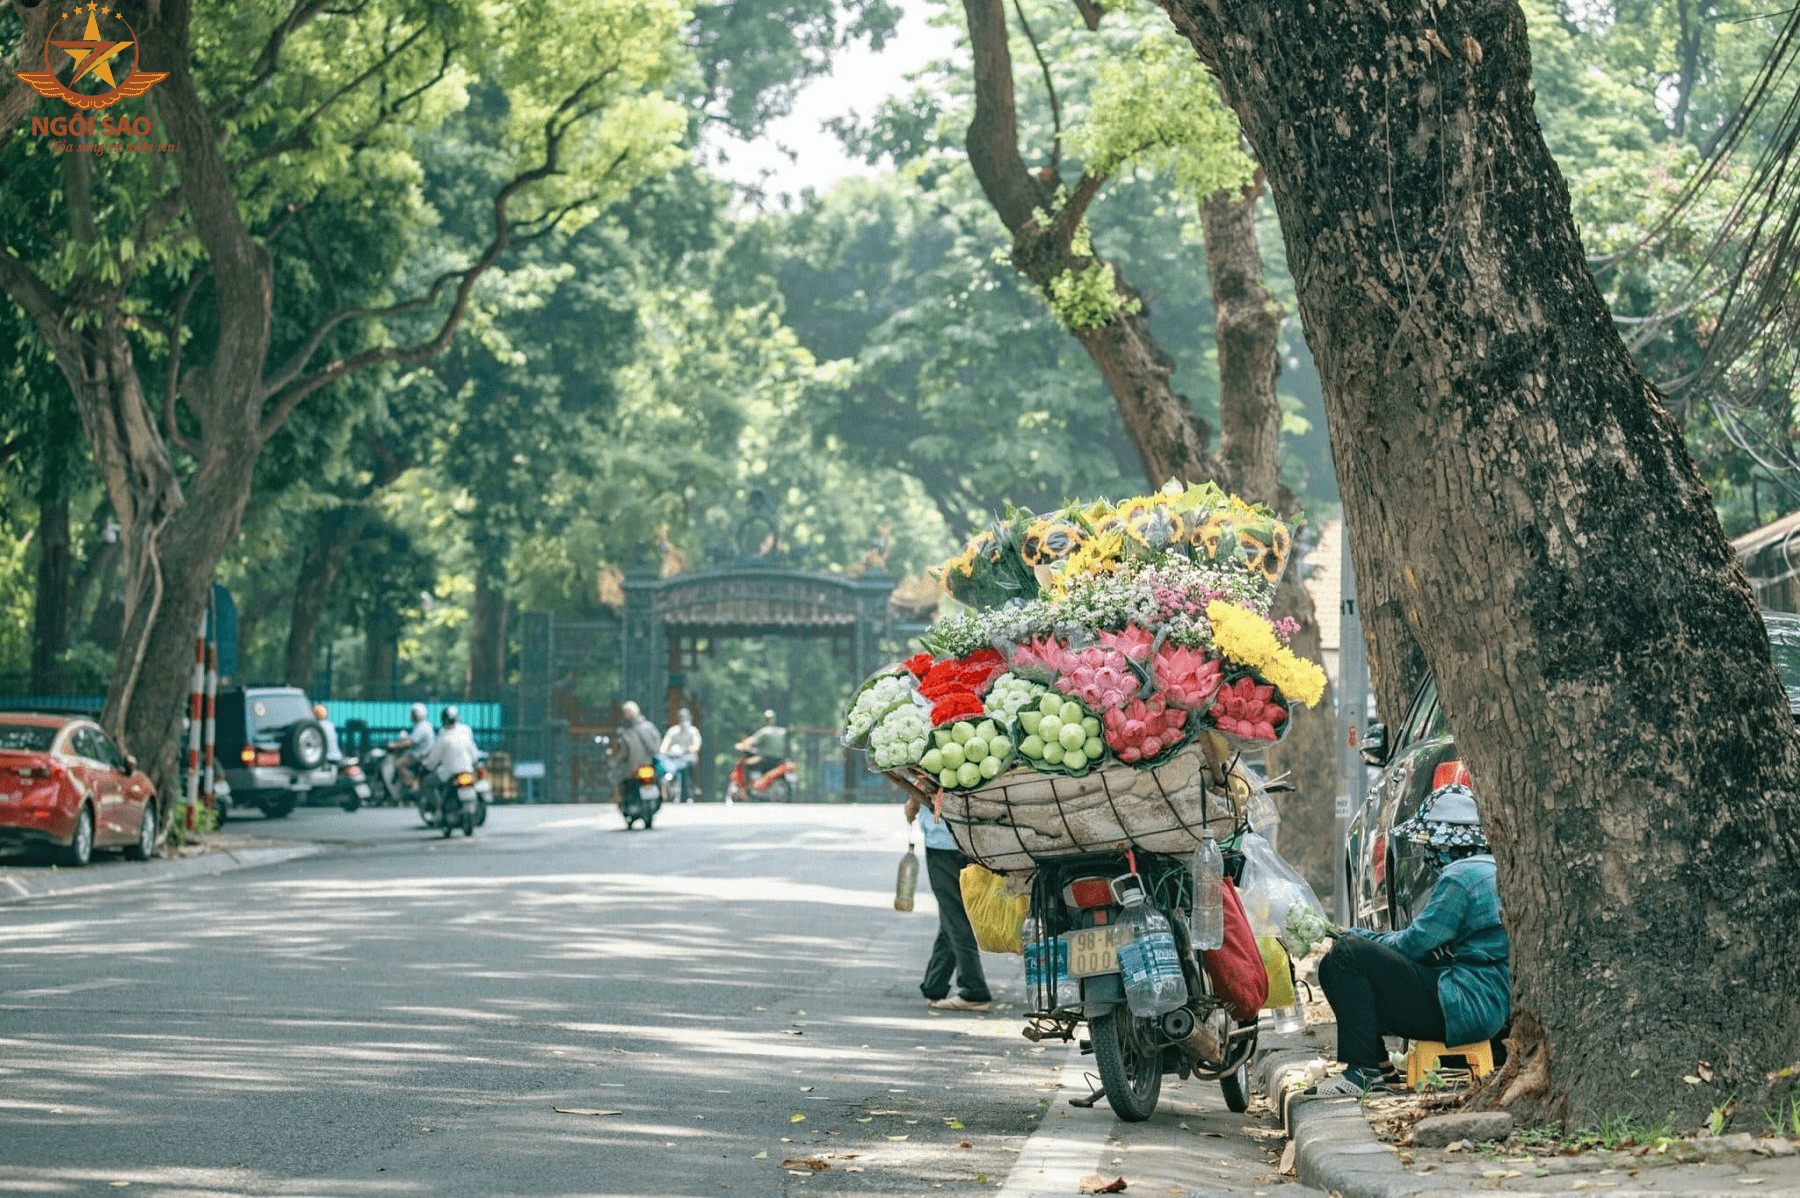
[1310,782,1510,1096]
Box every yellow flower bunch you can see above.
[1205,601,1327,708]
[1047,527,1127,597]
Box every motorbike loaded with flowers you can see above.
[843,481,1332,1121]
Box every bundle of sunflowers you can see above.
[842,482,1326,802]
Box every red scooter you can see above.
[726,738,796,802]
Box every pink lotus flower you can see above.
[1210,676,1289,741]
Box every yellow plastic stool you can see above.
[1405,1039,1495,1089]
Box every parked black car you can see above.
[214,686,335,820]
[1344,611,1800,931]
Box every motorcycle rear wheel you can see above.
[1220,1059,1250,1113]
[1090,1010,1162,1122]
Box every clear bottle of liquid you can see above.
[1190,829,1225,951]
[894,843,919,912]
[1115,883,1189,1017]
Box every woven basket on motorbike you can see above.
[886,742,1242,872]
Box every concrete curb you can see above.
[1255,1039,1421,1198]
[0,843,325,905]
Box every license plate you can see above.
[638,783,660,801]
[1066,925,1135,978]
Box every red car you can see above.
[0,712,158,866]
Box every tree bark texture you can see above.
[1163,0,1800,1126]
[960,0,1217,486]
[468,574,508,701]
[1200,174,1338,891]
[284,508,370,688]
[30,480,70,695]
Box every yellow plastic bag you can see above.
[960,863,1029,954]
[1257,935,1297,1008]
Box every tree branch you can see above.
[962,0,1052,232]
[211,0,346,124]
[255,71,615,438]
[159,270,206,458]
[1011,0,1062,175]
[229,22,431,171]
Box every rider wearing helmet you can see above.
[419,704,480,810]
[381,702,438,799]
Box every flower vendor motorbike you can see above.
[1019,846,1267,1121]
[620,762,666,829]
[726,741,796,802]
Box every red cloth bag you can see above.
[1202,880,1269,1022]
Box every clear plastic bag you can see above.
[1235,830,1327,943]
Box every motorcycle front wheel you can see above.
[1090,1010,1162,1122]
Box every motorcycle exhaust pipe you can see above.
[1159,1006,1226,1063]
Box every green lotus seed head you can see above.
[1038,714,1063,741]
[1019,711,1043,735]
[952,722,975,744]
[1081,716,1100,737]
[1063,747,1088,771]
[1060,701,1082,723]
[964,737,989,762]
[940,742,966,770]
[1019,734,1046,758]
[956,761,982,788]
[1039,693,1063,716]
[921,748,944,773]
[1042,741,1065,764]
[979,756,1002,778]
[939,768,960,789]
[1058,724,1086,752]
[1084,737,1104,758]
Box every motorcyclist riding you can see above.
[418,705,480,820]
[735,710,788,783]
[615,701,662,803]
[658,707,702,802]
[381,702,436,800]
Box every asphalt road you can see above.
[0,803,1314,1197]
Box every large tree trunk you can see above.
[1201,174,1339,890]
[30,479,71,694]
[1164,0,1800,1127]
[468,572,509,701]
[285,508,368,688]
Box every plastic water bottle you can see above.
[1116,886,1188,1017]
[1022,915,1070,1003]
[1191,829,1225,951]
[894,843,919,912]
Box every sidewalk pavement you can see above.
[1261,1027,1800,1196]
[0,835,322,905]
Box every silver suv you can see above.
[215,686,335,820]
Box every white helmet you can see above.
[441,705,459,726]
[409,702,427,722]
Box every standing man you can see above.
[313,703,343,763]
[904,792,992,1012]
[658,707,702,802]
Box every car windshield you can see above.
[1765,616,1800,712]
[0,724,57,752]
[248,693,313,736]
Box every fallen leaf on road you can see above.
[1685,1075,1703,1085]
[886,1135,909,1141]
[855,1117,873,1123]
[752,1151,768,1160]
[846,1166,864,1173]
[1699,1061,1715,1083]
[1279,1141,1296,1175]
[782,1029,804,1036]
[946,1118,964,1129]
[801,1086,814,1092]
[779,1158,830,1173]
[551,1108,620,1117]
[790,1113,806,1123]
[959,1141,973,1149]
[1077,1175,1128,1194]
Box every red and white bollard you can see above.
[185,620,204,832]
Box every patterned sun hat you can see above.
[1393,782,1489,852]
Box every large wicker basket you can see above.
[887,739,1246,872]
